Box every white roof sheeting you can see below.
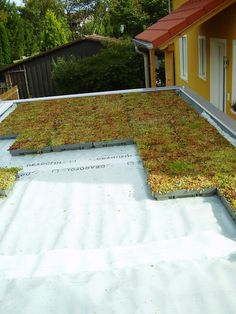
[0,143,236,313]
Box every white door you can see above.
[232,40,236,105]
[210,38,227,112]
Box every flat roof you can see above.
[0,87,235,211]
[0,89,236,313]
[0,142,236,313]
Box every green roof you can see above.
[0,91,235,210]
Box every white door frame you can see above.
[232,40,236,105]
[210,38,227,112]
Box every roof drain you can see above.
[133,40,150,88]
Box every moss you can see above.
[0,91,235,210]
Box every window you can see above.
[198,36,206,79]
[179,35,188,81]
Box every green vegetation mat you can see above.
[0,91,235,210]
[0,168,19,194]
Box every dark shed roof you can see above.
[0,35,110,72]
[0,35,111,98]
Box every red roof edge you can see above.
[135,0,231,49]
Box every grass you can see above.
[0,91,235,210]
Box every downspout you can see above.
[133,40,150,88]
[168,0,172,12]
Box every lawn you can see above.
[0,91,235,210]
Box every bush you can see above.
[52,40,144,94]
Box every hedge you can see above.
[52,39,144,94]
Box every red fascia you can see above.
[135,29,170,47]
[134,0,229,48]
[202,0,226,11]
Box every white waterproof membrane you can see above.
[0,101,16,123]
[0,140,236,314]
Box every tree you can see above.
[43,10,69,50]
[79,0,111,36]
[61,0,96,37]
[0,0,17,62]
[22,0,64,20]
[0,0,12,15]
[0,8,7,23]
[108,0,147,37]
[0,22,10,66]
[49,0,168,39]
[23,20,39,55]
[0,0,73,64]
[92,1,108,33]
[7,7,25,60]
[141,0,168,26]
[62,0,95,15]
[21,0,67,51]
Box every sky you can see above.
[10,0,23,6]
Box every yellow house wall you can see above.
[172,0,236,120]
[172,0,187,10]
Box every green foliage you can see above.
[0,0,36,65]
[0,0,71,65]
[22,0,65,21]
[22,0,70,52]
[9,15,25,59]
[0,0,168,65]
[66,0,168,38]
[0,8,8,23]
[52,39,144,94]
[0,22,10,66]
[23,20,39,55]
[109,0,147,37]
[0,1,27,63]
[87,0,168,38]
[62,0,95,15]
[141,0,168,26]
[43,10,69,50]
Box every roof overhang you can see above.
[132,39,154,50]
[135,0,236,50]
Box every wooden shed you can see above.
[0,35,106,99]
